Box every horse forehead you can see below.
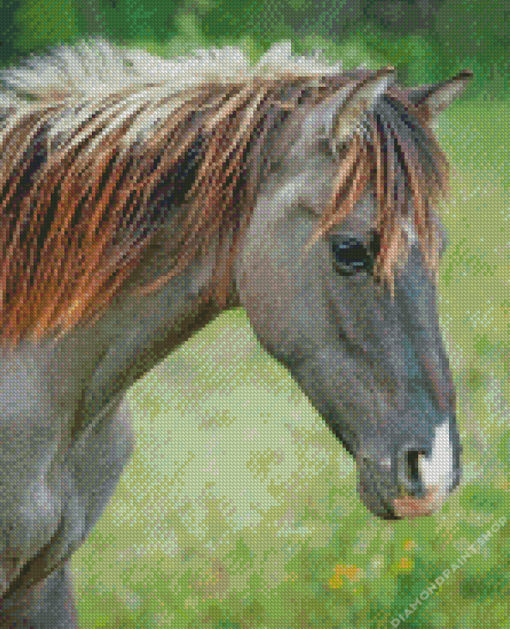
[264,171,376,232]
[327,204,419,243]
[327,195,378,237]
[273,164,333,208]
[270,161,422,243]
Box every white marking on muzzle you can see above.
[418,422,454,497]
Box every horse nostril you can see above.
[399,449,427,497]
[407,451,421,483]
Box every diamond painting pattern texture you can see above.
[0,5,508,627]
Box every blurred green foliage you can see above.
[13,0,80,52]
[435,0,510,90]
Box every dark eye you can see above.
[331,236,375,275]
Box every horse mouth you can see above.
[393,485,441,518]
[358,455,449,519]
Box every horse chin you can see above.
[356,461,440,520]
[358,474,447,520]
[393,486,443,519]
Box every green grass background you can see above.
[70,49,510,628]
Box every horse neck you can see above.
[72,226,234,420]
[1,222,235,441]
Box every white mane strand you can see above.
[0,39,343,155]
[0,39,343,102]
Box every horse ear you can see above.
[405,70,473,115]
[306,67,395,149]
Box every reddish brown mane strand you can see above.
[0,49,448,347]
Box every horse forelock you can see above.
[308,87,448,298]
[0,40,448,346]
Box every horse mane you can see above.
[0,39,448,346]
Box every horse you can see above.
[0,38,471,627]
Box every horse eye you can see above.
[331,237,373,274]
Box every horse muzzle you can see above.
[357,420,461,519]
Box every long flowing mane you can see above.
[0,39,448,347]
